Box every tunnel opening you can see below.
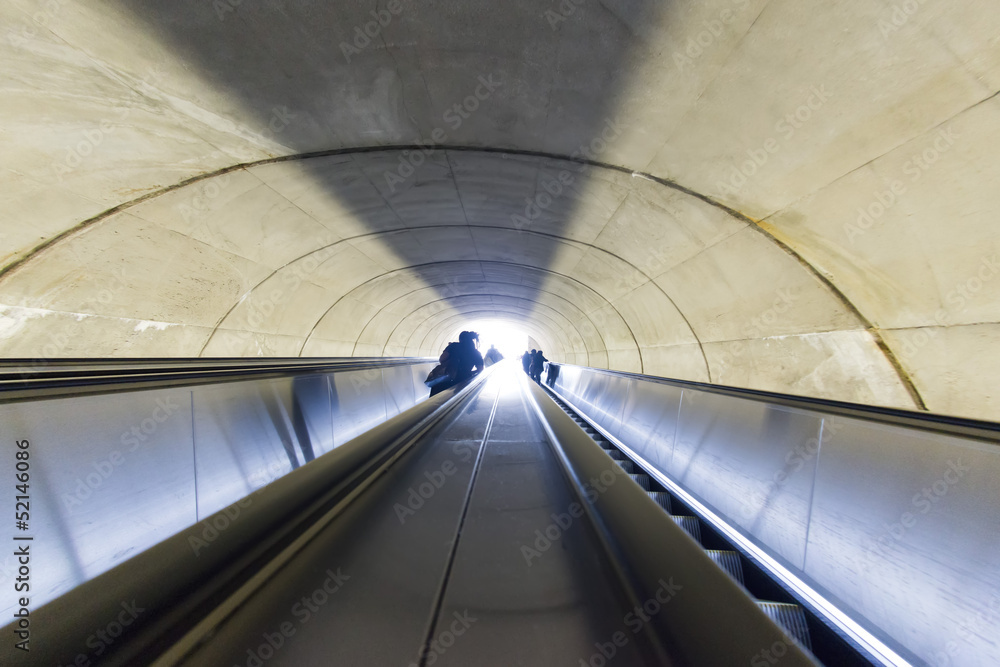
[447,319,530,362]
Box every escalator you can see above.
[543,386,872,666]
[6,358,995,665]
[2,361,830,666]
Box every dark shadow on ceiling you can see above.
[113,0,670,354]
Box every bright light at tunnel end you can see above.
[450,320,530,362]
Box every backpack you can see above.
[424,342,463,388]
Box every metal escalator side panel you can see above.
[523,377,821,667]
[0,370,489,667]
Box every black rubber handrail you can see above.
[0,357,436,401]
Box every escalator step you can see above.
[606,449,626,460]
[614,459,638,474]
[705,550,745,586]
[671,516,702,543]
[756,602,812,652]
[628,473,651,491]
[647,491,672,513]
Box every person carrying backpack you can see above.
[426,331,484,396]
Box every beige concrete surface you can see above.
[1,0,998,420]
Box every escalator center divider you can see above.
[521,377,820,667]
[18,369,494,667]
[416,378,502,667]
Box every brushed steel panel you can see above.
[332,369,389,447]
[191,378,306,518]
[619,381,683,477]
[670,389,822,569]
[0,388,194,617]
[555,368,629,437]
[382,363,429,417]
[0,362,434,622]
[805,418,1000,666]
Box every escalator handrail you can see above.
[0,356,437,400]
[554,363,1000,441]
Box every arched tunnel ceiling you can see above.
[1,1,998,420]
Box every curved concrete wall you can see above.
[1,0,998,419]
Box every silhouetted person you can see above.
[521,349,534,375]
[546,361,560,388]
[530,349,547,384]
[484,344,503,366]
[428,330,484,397]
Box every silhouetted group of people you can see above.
[424,333,559,397]
[521,349,559,387]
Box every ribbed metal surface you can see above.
[647,491,672,513]
[706,550,745,586]
[628,473,652,491]
[614,458,638,474]
[757,602,812,651]
[671,515,702,543]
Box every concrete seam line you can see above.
[0,145,921,408]
[404,305,574,359]
[357,280,602,355]
[298,260,616,359]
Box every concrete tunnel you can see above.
[1,0,999,421]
